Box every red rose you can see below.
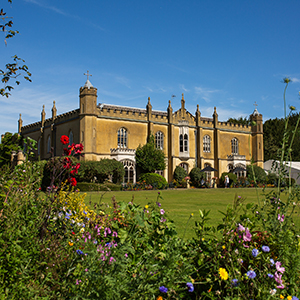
[60,135,69,145]
[69,177,77,187]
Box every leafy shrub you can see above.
[139,173,168,189]
[189,167,206,188]
[246,164,267,184]
[76,159,125,183]
[220,172,237,187]
[173,166,187,182]
[77,182,122,192]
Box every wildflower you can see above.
[125,253,128,258]
[219,268,228,280]
[76,279,82,285]
[222,245,226,249]
[275,272,284,289]
[268,273,274,278]
[145,205,149,209]
[290,106,296,111]
[278,214,285,222]
[287,297,292,300]
[60,135,69,145]
[112,231,118,237]
[292,297,299,300]
[157,297,163,300]
[160,209,165,215]
[246,270,256,279]
[262,245,270,252]
[232,279,238,287]
[283,77,292,84]
[270,258,275,266]
[275,261,285,274]
[270,289,277,295]
[156,202,161,207]
[252,248,259,257]
[76,249,84,255]
[186,282,194,292]
[159,286,168,293]
[243,228,252,242]
[68,241,74,246]
[237,258,243,264]
[237,223,245,232]
[280,295,284,299]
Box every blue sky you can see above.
[1,0,300,134]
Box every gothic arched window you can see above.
[118,128,127,148]
[180,134,188,153]
[231,138,239,155]
[203,135,211,153]
[155,131,164,150]
[122,160,135,183]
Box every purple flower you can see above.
[292,297,299,300]
[268,273,274,278]
[237,223,245,232]
[76,249,84,255]
[232,279,238,287]
[159,286,168,293]
[156,202,161,207]
[186,282,194,292]
[262,245,270,252]
[252,248,259,257]
[247,270,256,279]
[243,228,252,242]
[160,209,165,215]
[270,258,275,266]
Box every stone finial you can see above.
[52,101,57,121]
[41,105,46,126]
[18,113,23,134]
[147,97,152,109]
[181,93,185,110]
[213,106,218,116]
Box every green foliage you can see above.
[173,166,187,182]
[135,134,166,174]
[1,2,31,97]
[264,113,300,161]
[0,132,22,167]
[227,116,251,126]
[220,172,237,187]
[76,159,125,183]
[77,182,122,192]
[139,173,168,189]
[246,164,267,184]
[189,167,206,187]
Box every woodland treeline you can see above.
[228,114,300,162]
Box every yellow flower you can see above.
[280,295,284,299]
[157,297,163,300]
[68,241,74,246]
[191,213,194,217]
[219,268,228,280]
[202,238,205,241]
[222,245,226,249]
[145,205,149,209]
[287,296,292,300]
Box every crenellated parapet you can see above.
[218,121,251,132]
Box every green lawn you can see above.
[84,188,299,240]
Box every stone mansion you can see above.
[19,77,264,184]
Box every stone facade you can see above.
[19,79,264,184]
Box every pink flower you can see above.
[275,261,285,274]
[278,214,285,222]
[243,228,252,242]
[160,209,165,215]
[275,272,285,289]
[237,224,245,232]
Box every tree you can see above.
[227,116,251,126]
[246,164,266,184]
[0,132,22,167]
[1,0,31,97]
[135,134,166,174]
[264,113,300,161]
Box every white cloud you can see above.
[194,86,221,103]
[179,84,189,92]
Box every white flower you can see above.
[270,289,277,295]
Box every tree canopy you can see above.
[227,117,251,126]
[1,0,31,97]
[0,132,22,167]
[135,134,166,174]
[264,113,300,161]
